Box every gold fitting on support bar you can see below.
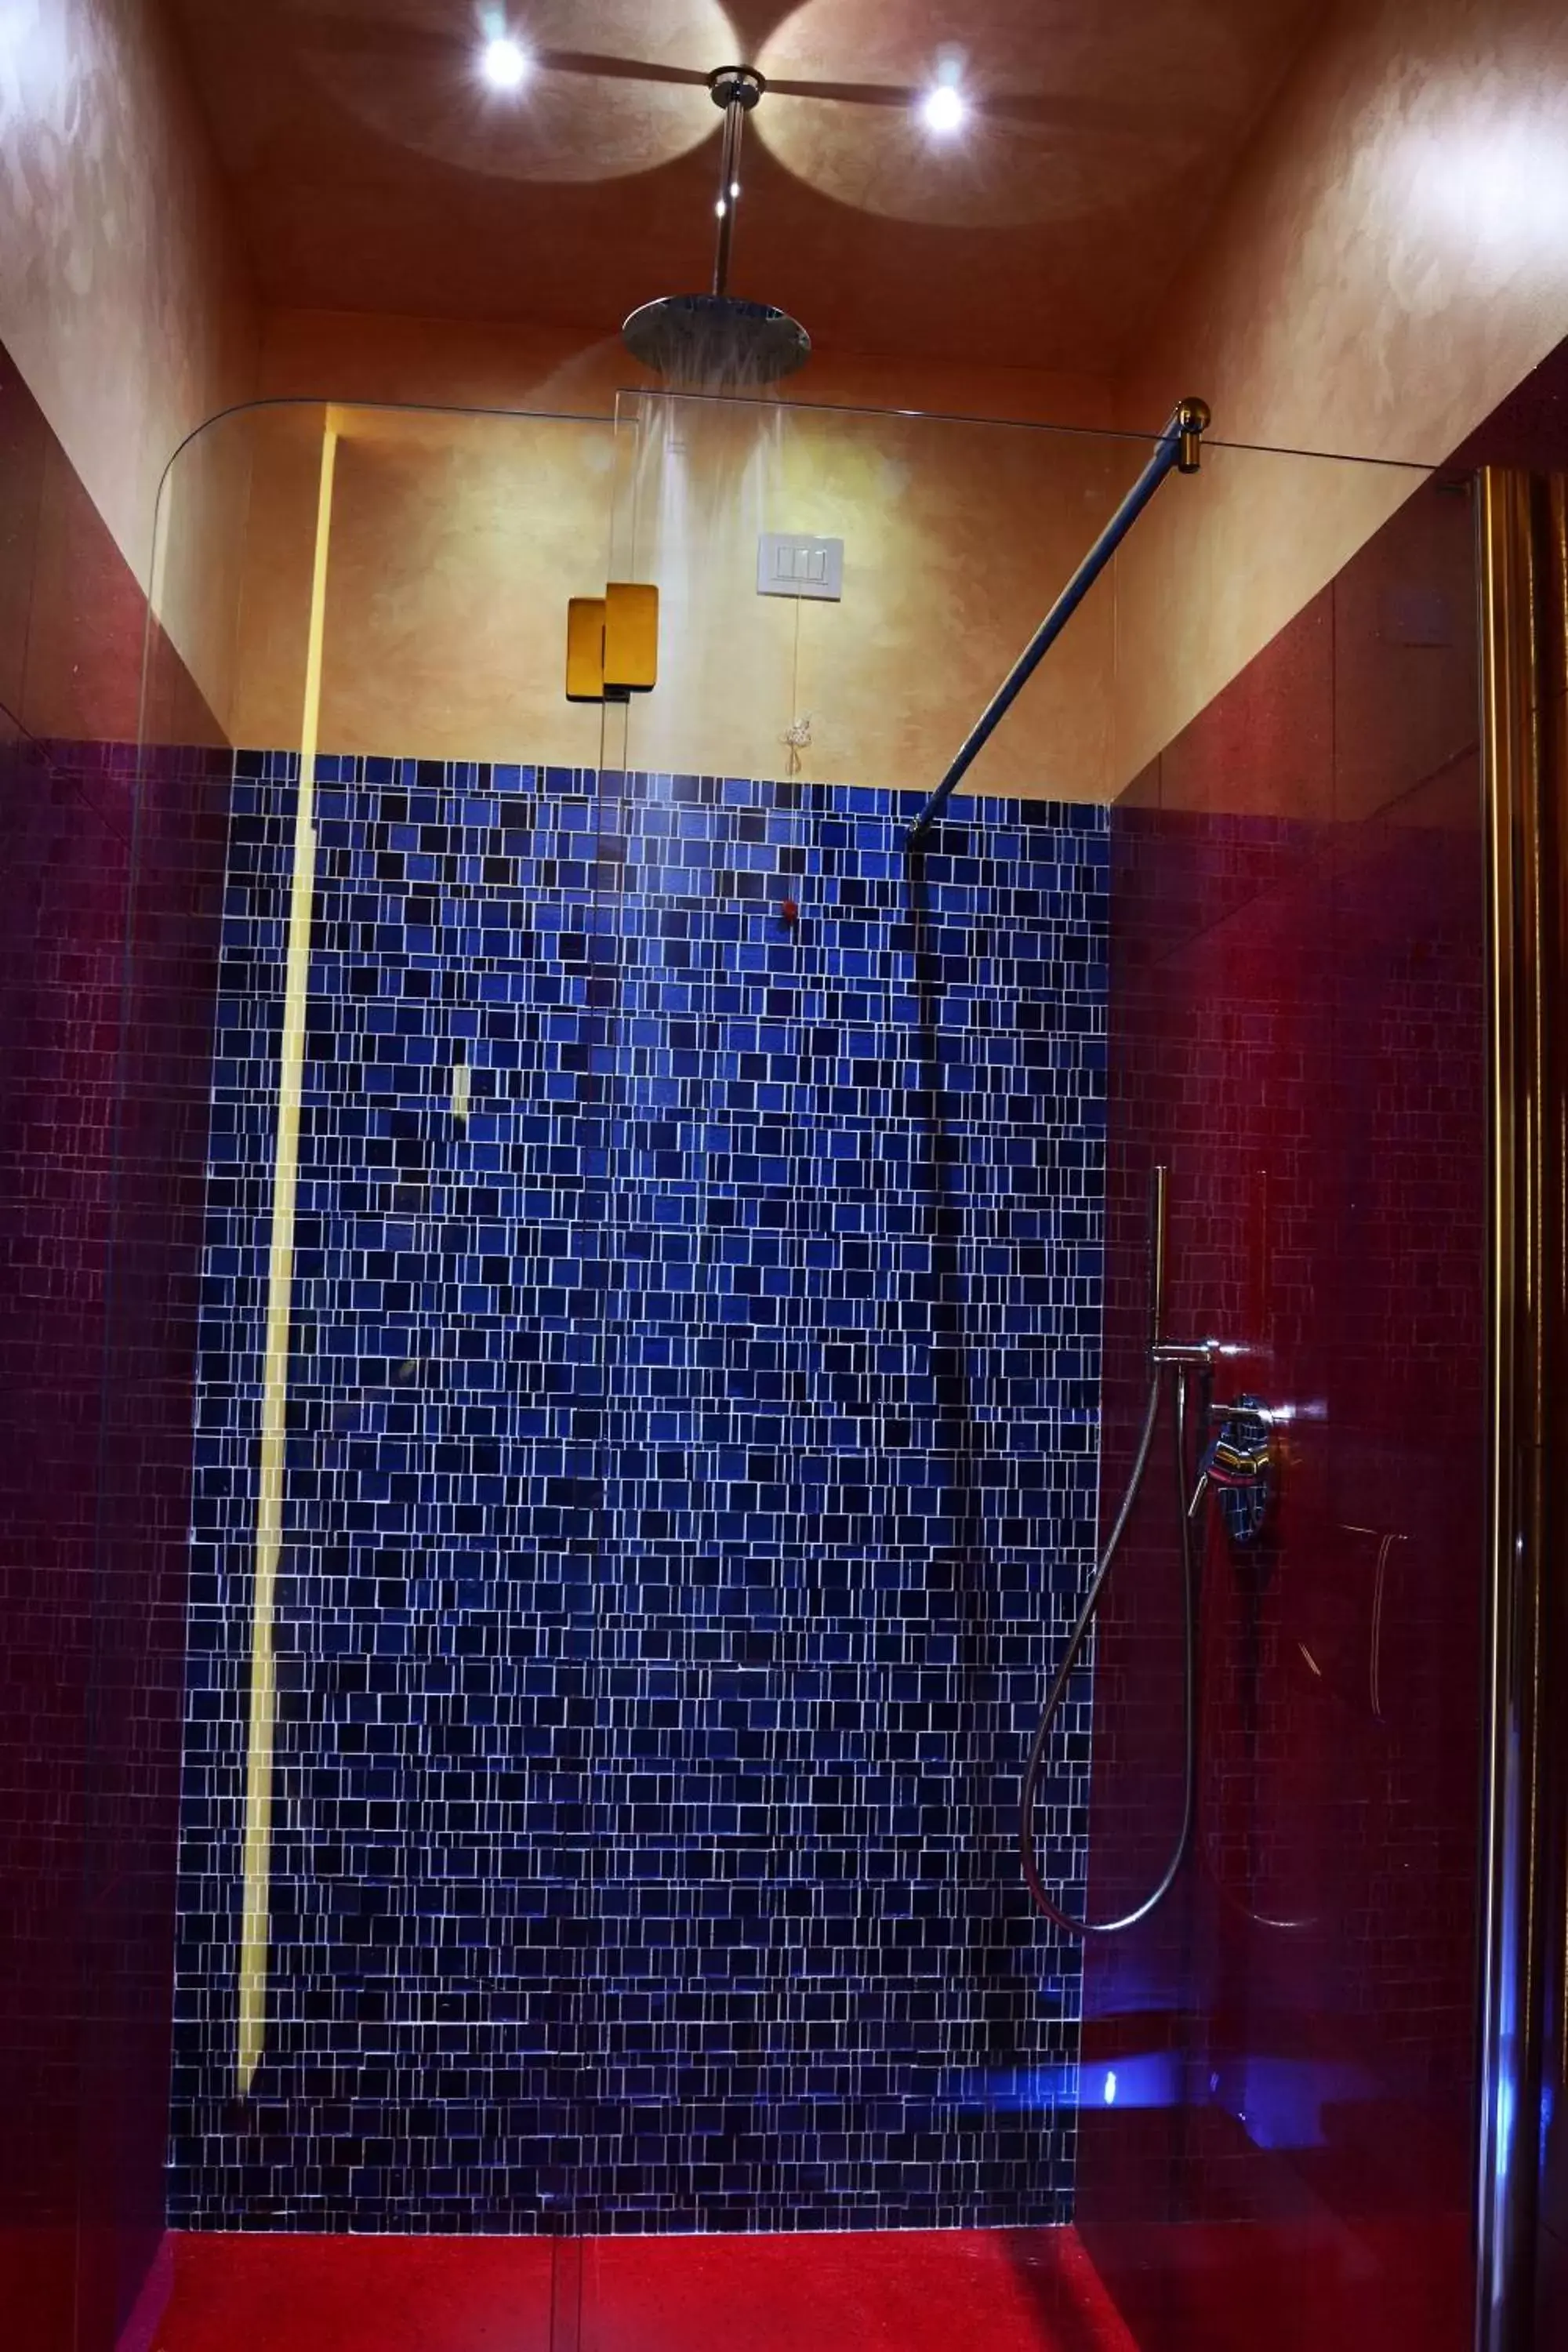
[1176,397,1211,476]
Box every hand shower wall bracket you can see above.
[1152,1339,1221,1369]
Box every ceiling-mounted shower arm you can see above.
[906,397,1211,846]
[620,60,808,384]
[709,66,764,300]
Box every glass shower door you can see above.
[145,399,622,2319]
[567,393,1489,2352]
[568,390,1129,2345]
[132,383,1491,2352]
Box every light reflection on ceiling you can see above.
[755,0,1270,229]
[169,0,1320,374]
[293,0,740,186]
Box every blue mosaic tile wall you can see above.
[170,757,1109,2234]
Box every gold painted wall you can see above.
[209,374,1416,808]
[212,387,1142,800]
[1114,0,1568,787]
[212,310,1130,797]
[255,309,1120,435]
[601,395,1134,800]
[223,402,621,771]
[0,0,258,733]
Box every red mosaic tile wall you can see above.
[0,344,230,2352]
[1075,476,1486,2352]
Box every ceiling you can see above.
[170,0,1319,377]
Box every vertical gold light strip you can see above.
[1475,465,1529,2352]
[1474,466,1563,2352]
[238,408,341,2096]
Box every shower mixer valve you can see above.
[1196,1395,1277,1547]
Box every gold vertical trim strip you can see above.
[1475,466,1553,2352]
[1475,465,1528,2352]
[1550,482,1568,2125]
[238,409,341,2096]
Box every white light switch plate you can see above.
[757,533,844,601]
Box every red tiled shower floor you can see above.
[153,2226,1137,2352]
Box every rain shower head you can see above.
[622,67,811,388]
[622,292,810,388]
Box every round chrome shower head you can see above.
[622,62,809,388]
[622,292,811,388]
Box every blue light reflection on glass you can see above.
[1217,2056,1379,2151]
[933,2047,1381,2147]
[1496,2073,1515,2183]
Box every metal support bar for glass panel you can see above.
[906,397,1210,845]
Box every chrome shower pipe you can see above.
[708,67,763,300]
[906,399,1210,846]
[1149,1159,1221,1374]
[1019,1163,1211,1938]
[1149,1160,1168,1350]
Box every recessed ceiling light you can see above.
[481,34,531,91]
[921,82,966,136]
